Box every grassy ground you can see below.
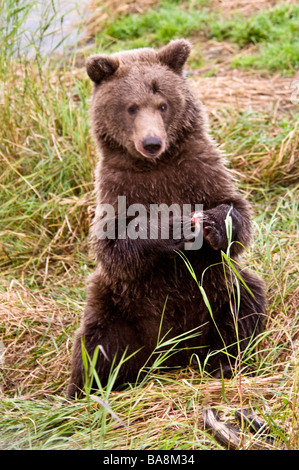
[0,0,298,450]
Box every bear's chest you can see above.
[100,162,208,207]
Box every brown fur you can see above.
[68,40,266,397]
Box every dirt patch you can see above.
[211,0,297,17]
[192,69,299,117]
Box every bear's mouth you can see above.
[136,137,165,159]
[140,148,163,158]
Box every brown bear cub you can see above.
[68,40,266,397]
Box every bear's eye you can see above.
[127,104,139,116]
[159,103,168,112]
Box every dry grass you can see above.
[192,69,299,186]
[192,64,299,118]
[0,280,82,398]
[80,373,293,450]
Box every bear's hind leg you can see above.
[67,314,148,398]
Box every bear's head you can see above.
[86,40,199,161]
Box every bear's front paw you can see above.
[203,223,226,250]
[156,216,196,254]
[164,237,187,253]
[203,205,230,251]
[156,234,190,255]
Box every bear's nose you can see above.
[142,136,162,155]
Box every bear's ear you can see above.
[157,39,191,75]
[86,54,120,83]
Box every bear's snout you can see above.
[142,136,163,156]
[133,107,167,159]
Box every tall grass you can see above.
[0,1,96,284]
